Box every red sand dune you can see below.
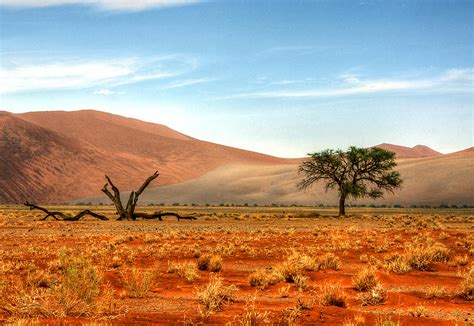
[1,110,287,203]
[373,143,442,158]
[0,110,471,205]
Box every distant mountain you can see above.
[373,143,442,159]
[1,109,471,205]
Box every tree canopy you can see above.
[298,146,402,215]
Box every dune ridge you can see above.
[1,109,471,205]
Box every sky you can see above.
[0,0,473,157]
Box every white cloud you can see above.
[0,0,200,11]
[93,88,114,95]
[163,77,215,89]
[223,69,474,99]
[0,56,196,94]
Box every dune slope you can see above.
[82,150,473,206]
[1,110,288,203]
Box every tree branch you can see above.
[24,202,109,221]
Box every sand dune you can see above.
[0,112,182,203]
[1,110,287,203]
[82,149,473,206]
[1,109,471,205]
[373,143,442,158]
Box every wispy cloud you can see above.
[93,88,114,96]
[0,56,197,94]
[221,69,474,99]
[0,0,200,11]
[163,77,216,89]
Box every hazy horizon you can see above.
[1,0,472,157]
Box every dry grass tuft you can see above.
[0,255,122,319]
[460,267,474,300]
[423,286,447,299]
[357,284,386,306]
[278,285,291,298]
[198,254,222,272]
[279,252,318,283]
[375,316,401,326]
[409,304,429,317]
[231,297,269,325]
[196,275,237,314]
[319,283,346,308]
[167,261,200,283]
[318,253,341,271]
[352,268,379,292]
[383,254,411,274]
[248,269,285,289]
[343,315,366,326]
[120,268,154,298]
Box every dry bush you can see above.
[404,245,433,271]
[460,267,473,300]
[357,284,386,306]
[383,254,411,274]
[0,256,122,319]
[248,269,284,289]
[280,262,305,283]
[423,286,447,299]
[278,285,291,298]
[279,299,312,326]
[198,254,222,272]
[318,253,341,271]
[196,275,237,314]
[58,255,101,308]
[319,283,346,308]
[293,275,309,291]
[167,261,199,283]
[279,305,301,326]
[359,254,369,263]
[409,304,429,317]
[429,242,451,263]
[403,241,450,271]
[343,315,366,326]
[450,255,469,267]
[230,297,269,325]
[352,268,378,292]
[120,268,154,298]
[375,316,401,326]
[288,252,319,271]
[279,252,319,283]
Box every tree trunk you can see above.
[338,193,346,216]
[25,172,195,222]
[101,172,194,221]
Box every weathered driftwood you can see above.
[101,171,196,221]
[24,202,109,221]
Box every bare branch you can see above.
[24,202,108,221]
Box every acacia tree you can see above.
[298,146,402,216]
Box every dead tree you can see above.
[23,171,195,222]
[101,171,196,221]
[24,202,109,221]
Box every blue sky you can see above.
[0,0,472,157]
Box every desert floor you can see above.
[0,206,472,325]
